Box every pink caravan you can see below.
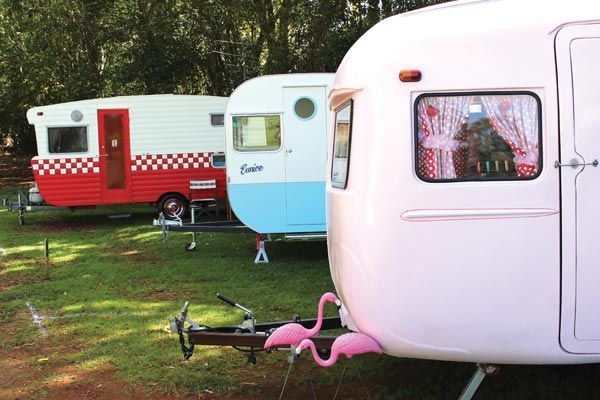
[327,0,600,368]
[264,292,340,349]
[296,332,383,368]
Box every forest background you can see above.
[0,0,446,154]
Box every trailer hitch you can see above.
[216,293,255,332]
[169,295,342,364]
[170,301,202,360]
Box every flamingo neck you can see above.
[308,295,330,336]
[303,340,338,368]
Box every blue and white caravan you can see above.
[225,73,334,237]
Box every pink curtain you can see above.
[418,96,473,179]
[481,95,539,177]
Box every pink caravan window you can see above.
[415,93,542,182]
[481,95,540,177]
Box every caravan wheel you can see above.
[158,194,188,219]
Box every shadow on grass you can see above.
[4,203,600,399]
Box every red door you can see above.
[98,109,132,203]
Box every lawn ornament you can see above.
[264,292,340,349]
[296,332,383,368]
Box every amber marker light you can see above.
[399,70,422,82]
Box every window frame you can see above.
[210,113,225,127]
[413,90,543,183]
[210,152,226,169]
[46,125,89,154]
[331,99,354,189]
[231,113,282,153]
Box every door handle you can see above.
[554,158,598,168]
[286,149,293,154]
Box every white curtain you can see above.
[418,96,473,179]
[481,95,539,177]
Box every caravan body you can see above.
[225,74,334,234]
[327,0,600,364]
[27,95,228,216]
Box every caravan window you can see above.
[211,153,226,168]
[331,101,353,189]
[48,126,88,153]
[415,92,542,182]
[210,113,224,126]
[232,115,281,152]
[294,97,316,119]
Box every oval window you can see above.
[294,97,316,119]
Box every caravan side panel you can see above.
[130,151,226,202]
[29,103,102,206]
[126,96,229,201]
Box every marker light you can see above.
[399,70,422,82]
[37,112,44,116]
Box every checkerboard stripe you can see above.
[31,152,216,176]
[31,157,100,176]
[131,152,213,172]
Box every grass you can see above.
[2,180,600,399]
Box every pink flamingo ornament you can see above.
[296,332,383,368]
[264,292,340,349]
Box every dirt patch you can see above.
[0,261,40,292]
[0,344,358,400]
[0,345,176,400]
[144,289,197,301]
[118,248,162,266]
[30,218,98,234]
[0,154,34,188]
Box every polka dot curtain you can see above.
[481,95,539,177]
[417,96,473,179]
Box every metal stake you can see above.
[44,238,50,281]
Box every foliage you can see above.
[0,0,448,154]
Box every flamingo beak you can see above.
[295,346,303,355]
[335,299,341,307]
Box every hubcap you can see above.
[164,199,184,217]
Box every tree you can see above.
[0,0,449,154]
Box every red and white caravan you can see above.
[26,95,228,217]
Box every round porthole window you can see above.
[294,97,316,119]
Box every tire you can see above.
[158,194,188,219]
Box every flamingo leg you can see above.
[332,363,347,400]
[278,360,294,400]
[350,357,375,400]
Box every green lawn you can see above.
[2,183,600,399]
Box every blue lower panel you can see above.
[285,182,326,225]
[228,182,325,234]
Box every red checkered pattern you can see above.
[131,152,212,172]
[32,157,100,176]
